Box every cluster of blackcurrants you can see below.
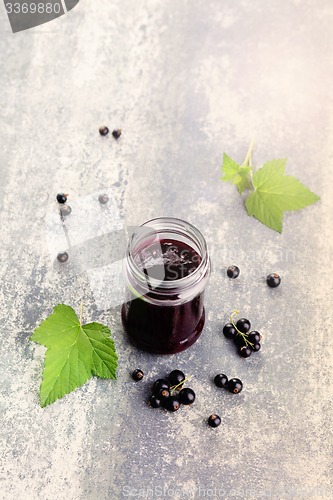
[223,317,262,358]
[132,369,195,412]
[132,369,244,429]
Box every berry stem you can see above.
[170,376,191,394]
[229,310,254,347]
[230,309,240,325]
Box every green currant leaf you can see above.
[30,304,118,407]
[245,159,320,233]
[221,153,252,194]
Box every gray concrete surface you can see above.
[1,1,333,499]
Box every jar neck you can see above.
[124,217,210,302]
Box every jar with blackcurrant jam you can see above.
[122,217,210,354]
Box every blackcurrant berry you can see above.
[248,331,261,344]
[163,395,180,412]
[208,414,221,428]
[132,369,144,381]
[99,126,109,136]
[152,379,170,394]
[239,346,252,358]
[149,395,161,408]
[56,193,67,204]
[252,342,261,352]
[168,370,185,388]
[57,251,69,263]
[98,194,109,205]
[233,334,246,347]
[156,388,170,401]
[267,273,281,288]
[179,388,195,405]
[236,318,251,333]
[214,374,228,388]
[60,204,72,216]
[227,265,240,279]
[223,323,237,339]
[112,129,122,139]
[228,378,243,394]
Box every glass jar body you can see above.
[122,217,210,354]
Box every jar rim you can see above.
[126,217,209,293]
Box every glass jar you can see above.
[121,217,210,354]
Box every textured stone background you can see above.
[1,1,333,499]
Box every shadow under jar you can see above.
[121,217,211,354]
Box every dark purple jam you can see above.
[133,239,202,281]
[122,239,206,354]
